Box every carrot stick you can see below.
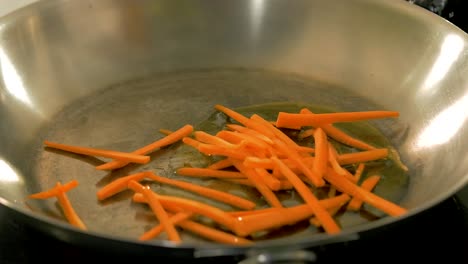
[96,171,148,201]
[140,212,193,241]
[327,143,348,176]
[233,194,350,236]
[194,131,239,149]
[337,148,388,165]
[207,158,234,170]
[273,138,325,187]
[232,160,283,208]
[354,163,366,182]
[197,144,250,160]
[324,169,406,217]
[136,193,237,232]
[158,129,173,136]
[128,181,181,242]
[44,140,150,164]
[225,124,274,145]
[54,182,87,230]
[272,157,341,234]
[276,111,400,128]
[96,124,194,170]
[176,167,245,179]
[146,172,256,210]
[299,108,375,150]
[217,130,272,153]
[310,205,343,227]
[347,175,381,211]
[313,128,328,182]
[182,136,201,148]
[253,167,281,191]
[28,180,79,199]
[298,128,315,140]
[177,218,253,245]
[215,105,275,139]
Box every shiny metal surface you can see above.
[0,0,467,257]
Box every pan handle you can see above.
[238,249,317,264]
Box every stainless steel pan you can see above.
[0,0,467,261]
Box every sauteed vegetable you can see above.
[28,103,409,245]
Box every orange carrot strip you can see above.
[44,140,150,164]
[217,130,272,153]
[272,157,340,234]
[299,108,375,150]
[230,194,350,217]
[128,181,181,242]
[273,138,325,187]
[243,157,274,169]
[146,172,256,210]
[328,143,348,176]
[194,131,239,149]
[233,194,350,236]
[324,169,406,217]
[298,128,315,140]
[328,144,357,183]
[232,160,283,208]
[225,124,274,145]
[28,180,79,199]
[55,182,87,230]
[347,175,381,211]
[313,128,328,182]
[253,168,281,191]
[177,218,253,245]
[96,124,194,170]
[135,193,237,232]
[276,111,400,128]
[140,211,193,241]
[215,105,275,139]
[337,148,388,165]
[310,205,343,227]
[176,167,245,179]
[182,136,201,148]
[354,163,366,182]
[207,158,234,170]
[96,172,148,201]
[197,144,250,160]
[158,129,173,136]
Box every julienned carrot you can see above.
[299,108,375,150]
[222,178,293,190]
[185,139,250,160]
[207,158,234,170]
[28,180,79,199]
[133,192,237,232]
[96,124,194,170]
[178,216,253,245]
[347,175,381,211]
[232,160,283,208]
[273,138,325,187]
[128,181,181,242]
[215,105,275,139]
[225,124,274,144]
[354,163,366,182]
[229,194,350,218]
[145,172,256,210]
[96,172,148,201]
[276,110,400,128]
[313,128,328,181]
[194,131,239,149]
[176,167,245,179]
[158,129,173,136]
[337,148,388,165]
[233,194,350,236]
[310,205,343,227]
[324,169,406,217]
[298,128,315,140]
[327,143,348,176]
[44,140,150,164]
[253,167,281,191]
[272,157,340,234]
[54,182,87,230]
[140,211,193,241]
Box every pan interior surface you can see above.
[26,68,409,244]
